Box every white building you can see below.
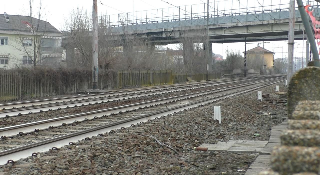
[0,13,64,69]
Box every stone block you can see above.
[287,67,320,119]
[289,120,320,130]
[281,130,320,146]
[271,146,320,174]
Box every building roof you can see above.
[246,46,274,54]
[0,13,61,34]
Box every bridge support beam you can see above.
[183,41,194,65]
[147,43,156,54]
[123,43,134,67]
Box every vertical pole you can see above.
[302,30,304,68]
[306,40,310,65]
[204,3,206,18]
[132,0,134,24]
[179,6,181,21]
[296,0,320,67]
[206,0,210,81]
[191,5,193,21]
[92,0,99,89]
[126,12,129,25]
[288,0,295,82]
[214,0,216,22]
[306,0,310,66]
[162,8,163,22]
[244,38,247,77]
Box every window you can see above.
[0,58,8,64]
[22,39,32,46]
[23,56,33,64]
[0,37,8,45]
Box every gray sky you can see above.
[0,0,311,63]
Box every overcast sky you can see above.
[0,0,311,63]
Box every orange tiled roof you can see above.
[246,46,274,54]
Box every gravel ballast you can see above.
[0,84,287,175]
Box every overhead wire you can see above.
[99,1,124,13]
[158,0,190,14]
[256,0,285,30]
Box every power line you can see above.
[158,0,190,13]
[99,0,124,13]
[137,0,159,9]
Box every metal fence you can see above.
[0,69,221,102]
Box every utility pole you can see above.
[302,30,304,68]
[244,38,247,77]
[306,0,310,66]
[288,0,295,82]
[206,0,210,81]
[29,0,32,17]
[92,0,99,89]
[296,0,320,67]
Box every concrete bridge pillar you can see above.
[123,43,133,58]
[147,43,156,54]
[183,41,194,65]
[123,43,134,68]
[148,43,155,50]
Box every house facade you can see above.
[0,13,64,69]
[246,46,274,69]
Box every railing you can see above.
[101,0,319,27]
[0,69,221,102]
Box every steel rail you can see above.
[0,76,284,165]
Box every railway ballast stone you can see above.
[0,83,287,174]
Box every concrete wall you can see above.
[247,52,274,69]
[264,53,274,68]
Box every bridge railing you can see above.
[103,0,319,29]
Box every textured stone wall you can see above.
[287,67,320,119]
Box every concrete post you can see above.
[206,0,210,80]
[288,0,295,82]
[204,42,213,71]
[306,40,310,65]
[183,40,194,65]
[92,0,99,89]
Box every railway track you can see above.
[0,77,263,127]
[0,75,284,165]
[0,78,247,118]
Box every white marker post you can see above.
[276,85,279,92]
[258,91,262,101]
[214,106,221,124]
[285,80,288,86]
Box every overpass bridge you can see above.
[106,2,320,44]
[64,1,320,68]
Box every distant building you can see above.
[165,49,184,64]
[213,53,223,62]
[0,13,64,69]
[245,46,274,69]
